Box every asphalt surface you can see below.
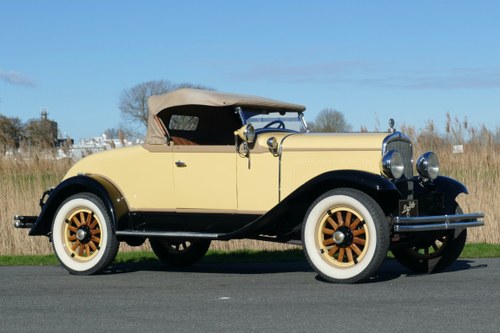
[1,258,499,333]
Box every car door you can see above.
[173,145,237,210]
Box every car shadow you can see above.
[103,258,488,283]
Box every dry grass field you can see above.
[1,125,498,255]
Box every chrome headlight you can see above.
[416,152,439,180]
[381,150,405,179]
[244,123,256,143]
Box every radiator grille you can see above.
[383,133,413,179]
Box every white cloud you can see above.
[0,70,36,87]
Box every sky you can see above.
[1,1,499,141]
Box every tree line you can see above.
[0,114,63,154]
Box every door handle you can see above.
[175,160,187,167]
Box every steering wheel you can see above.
[263,120,285,129]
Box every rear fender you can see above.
[29,175,130,236]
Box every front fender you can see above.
[414,176,468,214]
[29,175,130,236]
[226,170,402,239]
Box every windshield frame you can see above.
[237,107,309,133]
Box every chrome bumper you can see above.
[393,213,484,233]
[13,215,37,229]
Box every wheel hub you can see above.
[332,226,354,248]
[76,226,91,244]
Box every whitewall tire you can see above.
[52,193,118,275]
[302,188,389,283]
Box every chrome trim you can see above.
[13,215,37,229]
[382,131,412,155]
[116,230,221,239]
[236,106,246,124]
[382,131,413,179]
[299,112,310,133]
[393,212,484,233]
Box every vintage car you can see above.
[14,88,484,283]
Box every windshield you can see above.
[241,109,308,133]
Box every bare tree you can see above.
[309,108,352,132]
[23,117,57,149]
[118,80,211,132]
[0,115,22,153]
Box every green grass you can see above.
[0,244,499,266]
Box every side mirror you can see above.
[234,124,256,143]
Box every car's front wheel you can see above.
[52,193,119,275]
[150,238,211,267]
[391,205,467,273]
[302,188,390,283]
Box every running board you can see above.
[116,230,222,239]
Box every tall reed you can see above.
[1,121,498,255]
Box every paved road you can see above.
[1,258,499,332]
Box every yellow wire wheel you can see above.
[302,188,389,283]
[52,192,118,275]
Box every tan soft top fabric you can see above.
[146,88,306,145]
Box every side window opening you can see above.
[158,106,241,146]
[169,115,199,131]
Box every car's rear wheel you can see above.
[302,188,390,283]
[150,238,211,267]
[52,193,119,275]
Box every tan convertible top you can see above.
[146,88,306,145]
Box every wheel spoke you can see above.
[353,237,365,246]
[68,235,77,241]
[79,212,86,225]
[322,227,334,235]
[328,245,339,256]
[326,216,338,230]
[323,238,335,246]
[78,244,84,256]
[91,236,101,244]
[351,243,362,256]
[349,217,361,230]
[89,241,97,251]
[68,226,78,233]
[71,240,80,251]
[84,244,90,256]
[353,229,365,236]
[89,218,98,229]
[90,229,100,235]
[346,247,354,263]
[71,216,81,227]
[336,211,344,226]
[345,212,352,227]
[338,248,345,263]
[85,212,92,226]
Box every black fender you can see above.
[225,170,402,239]
[29,175,130,236]
[413,176,468,214]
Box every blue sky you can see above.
[1,1,499,140]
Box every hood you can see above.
[280,132,389,152]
